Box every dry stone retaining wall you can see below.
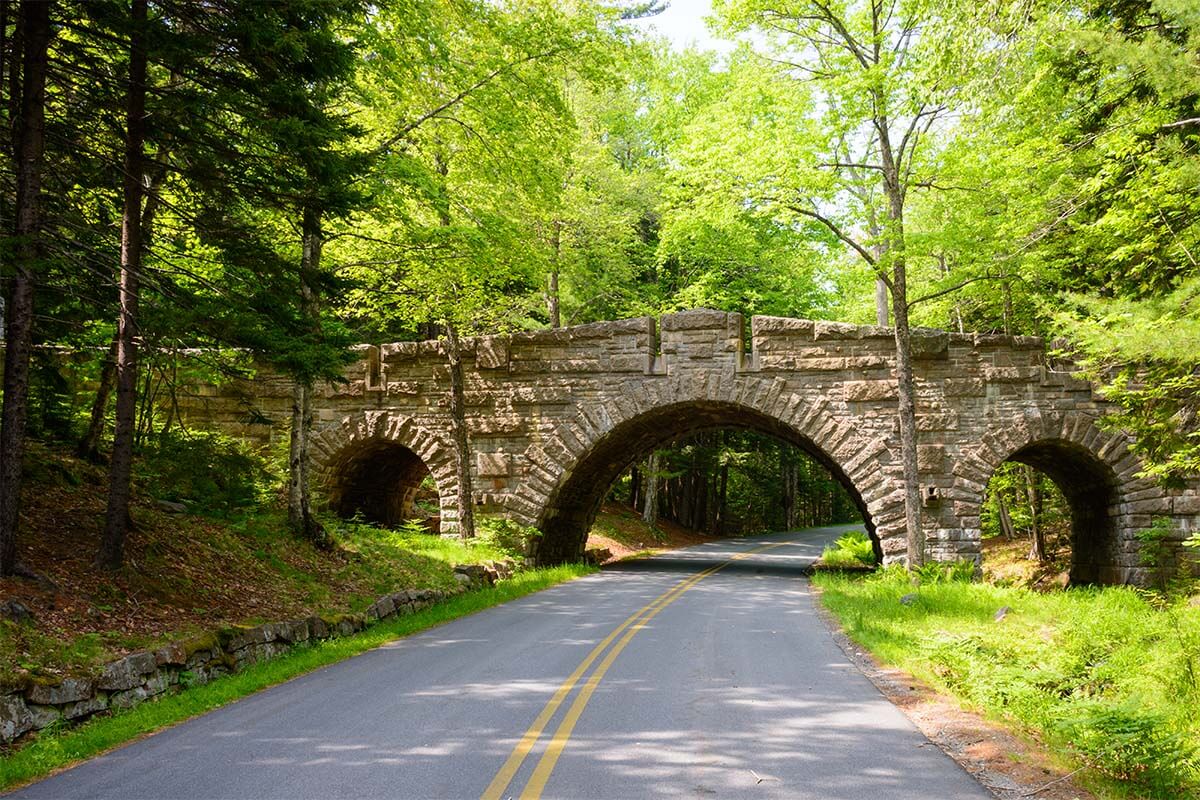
[176,309,1200,584]
[0,561,517,744]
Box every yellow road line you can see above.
[517,543,785,799]
[482,540,787,800]
[479,564,721,800]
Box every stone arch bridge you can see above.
[179,309,1200,584]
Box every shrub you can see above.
[139,430,274,512]
[820,529,876,567]
[475,516,540,560]
[1056,702,1200,798]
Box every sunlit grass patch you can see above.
[814,567,1200,799]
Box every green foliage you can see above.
[815,569,1200,798]
[474,516,540,561]
[819,529,876,568]
[1057,703,1199,796]
[137,431,275,513]
[912,559,977,585]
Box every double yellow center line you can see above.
[481,542,786,800]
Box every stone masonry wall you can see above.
[0,562,517,744]
[174,309,1200,584]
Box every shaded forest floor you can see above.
[585,501,718,562]
[981,526,1072,590]
[0,444,518,686]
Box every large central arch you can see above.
[510,375,908,564]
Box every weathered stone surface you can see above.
[97,652,157,691]
[168,308,1199,586]
[476,336,509,370]
[61,695,108,721]
[27,704,61,730]
[476,452,511,477]
[844,380,898,402]
[917,445,944,472]
[910,329,949,358]
[27,677,93,706]
[0,694,32,740]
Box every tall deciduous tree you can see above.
[710,0,991,565]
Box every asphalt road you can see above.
[14,526,993,799]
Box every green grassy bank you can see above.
[814,567,1200,799]
[0,565,592,792]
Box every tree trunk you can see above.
[546,220,561,328]
[77,334,119,462]
[444,321,476,539]
[287,204,332,549]
[877,116,924,568]
[997,491,1017,540]
[875,277,889,327]
[642,450,659,526]
[629,464,640,509]
[717,460,728,535]
[97,0,147,570]
[0,0,50,577]
[1024,465,1046,562]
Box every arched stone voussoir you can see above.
[310,410,458,519]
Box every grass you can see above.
[814,566,1200,799]
[817,528,876,568]
[0,564,593,792]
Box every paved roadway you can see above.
[14,526,992,799]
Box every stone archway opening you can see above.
[982,439,1120,586]
[535,401,876,564]
[326,440,438,529]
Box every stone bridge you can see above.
[178,309,1200,584]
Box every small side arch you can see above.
[952,411,1151,584]
[310,411,458,531]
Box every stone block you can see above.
[476,452,511,477]
[944,378,984,396]
[97,652,157,692]
[910,329,949,358]
[916,412,958,431]
[476,336,510,370]
[660,309,732,331]
[26,677,94,706]
[61,695,108,721]
[917,445,944,472]
[608,353,649,373]
[1173,495,1200,515]
[0,694,32,741]
[801,356,887,372]
[751,316,814,336]
[27,704,61,731]
[844,380,898,402]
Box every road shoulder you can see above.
[809,580,1096,800]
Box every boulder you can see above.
[0,599,34,625]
